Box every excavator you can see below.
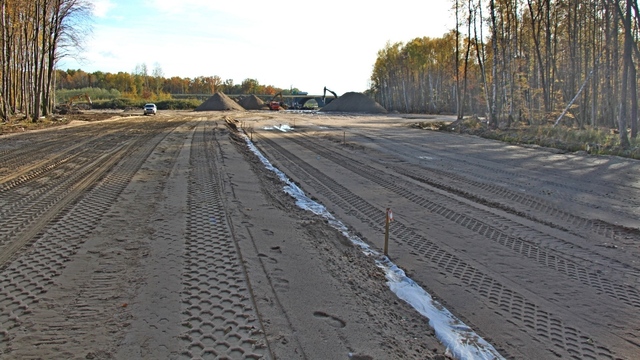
[268,91,287,110]
[56,93,93,114]
[322,87,338,105]
[268,92,288,110]
[67,93,93,107]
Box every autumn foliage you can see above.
[370,0,640,147]
[0,0,92,122]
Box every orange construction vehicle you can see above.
[268,92,287,110]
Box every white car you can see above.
[144,103,157,115]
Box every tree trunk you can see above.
[489,0,499,127]
[618,0,632,148]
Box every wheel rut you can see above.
[254,130,635,359]
[0,120,183,356]
[0,123,170,268]
[380,130,640,212]
[288,133,640,302]
[365,132,640,250]
[178,121,270,359]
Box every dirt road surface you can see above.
[1,110,638,359]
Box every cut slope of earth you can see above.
[319,92,387,113]
[194,92,245,111]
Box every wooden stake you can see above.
[384,208,391,256]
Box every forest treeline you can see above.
[370,0,640,147]
[4,0,640,148]
[56,67,290,101]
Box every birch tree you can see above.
[0,0,91,121]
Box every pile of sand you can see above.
[319,92,387,114]
[195,92,245,111]
[238,95,265,110]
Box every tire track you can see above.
[0,120,181,355]
[364,130,640,218]
[0,142,129,266]
[178,121,270,359]
[254,131,626,359]
[0,125,162,267]
[0,122,133,180]
[286,133,640,306]
[358,133,640,253]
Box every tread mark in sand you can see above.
[179,121,270,360]
[286,133,640,309]
[255,133,617,360]
[0,124,176,355]
[381,132,640,212]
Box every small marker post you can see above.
[384,208,392,256]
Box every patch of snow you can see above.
[240,131,504,360]
[263,124,294,132]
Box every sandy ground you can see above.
[0,110,638,359]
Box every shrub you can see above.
[89,98,202,110]
[56,87,121,103]
[91,98,140,109]
[154,99,201,110]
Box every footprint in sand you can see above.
[258,253,278,264]
[270,268,289,291]
[272,277,289,291]
[313,311,346,328]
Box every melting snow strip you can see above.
[240,131,505,360]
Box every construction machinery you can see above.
[56,93,93,114]
[68,93,93,107]
[322,87,338,105]
[268,92,288,111]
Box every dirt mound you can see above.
[195,92,245,111]
[238,95,265,110]
[319,92,387,114]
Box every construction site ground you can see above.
[0,110,639,360]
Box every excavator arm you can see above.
[323,87,338,103]
[269,92,287,110]
[67,93,92,106]
[56,93,92,114]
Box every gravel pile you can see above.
[319,92,387,114]
[238,95,265,110]
[195,92,245,111]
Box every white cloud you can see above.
[91,0,116,18]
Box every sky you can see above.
[60,0,455,95]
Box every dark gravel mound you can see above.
[195,92,245,111]
[238,95,265,110]
[319,92,387,113]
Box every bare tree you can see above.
[0,0,92,121]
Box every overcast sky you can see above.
[60,0,454,95]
